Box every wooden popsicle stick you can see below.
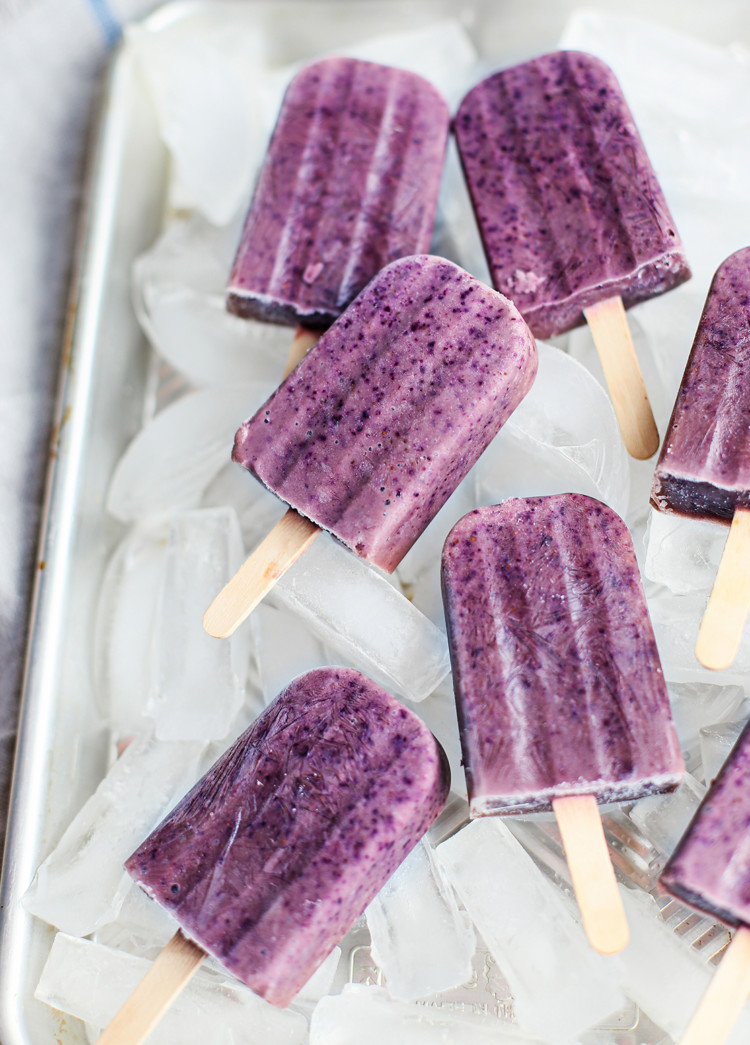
[203,507,320,638]
[283,325,321,378]
[97,930,205,1045]
[583,296,659,460]
[679,926,750,1045]
[695,507,750,671]
[552,793,630,955]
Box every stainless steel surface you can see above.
[0,40,167,1045]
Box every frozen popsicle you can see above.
[98,667,450,1044]
[660,719,750,1045]
[651,247,750,671]
[454,51,691,458]
[204,254,537,638]
[226,57,450,375]
[441,493,684,952]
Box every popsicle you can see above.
[204,254,538,638]
[651,247,750,671]
[226,56,450,375]
[660,720,750,1045]
[441,493,684,952]
[454,50,691,459]
[98,667,450,1044]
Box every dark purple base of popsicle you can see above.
[658,878,744,930]
[650,477,740,523]
[226,289,335,329]
[521,252,691,340]
[470,772,683,817]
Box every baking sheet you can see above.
[2,2,749,1043]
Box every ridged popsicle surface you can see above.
[442,494,683,815]
[233,255,538,572]
[661,720,750,927]
[227,57,450,327]
[455,51,690,338]
[126,667,450,1007]
[652,247,750,521]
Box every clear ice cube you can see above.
[630,774,706,857]
[269,534,450,702]
[437,819,624,1042]
[145,508,249,741]
[366,838,475,1001]
[35,932,308,1044]
[23,733,205,937]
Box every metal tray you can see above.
[1,3,744,1043]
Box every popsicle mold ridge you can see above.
[441,493,684,815]
[454,50,691,338]
[227,56,450,327]
[651,246,750,521]
[126,666,450,1007]
[232,254,538,572]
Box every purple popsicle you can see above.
[454,50,690,339]
[659,722,750,1044]
[226,57,450,329]
[652,247,750,522]
[231,254,538,573]
[441,494,683,816]
[125,667,450,1008]
[661,719,750,928]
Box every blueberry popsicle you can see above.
[651,248,750,671]
[99,668,450,1043]
[455,51,691,458]
[227,57,450,374]
[204,254,537,638]
[441,494,684,952]
[660,721,750,1045]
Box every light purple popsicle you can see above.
[232,254,538,572]
[661,720,750,928]
[652,247,750,522]
[441,494,684,815]
[126,667,450,1007]
[226,57,450,328]
[454,51,690,338]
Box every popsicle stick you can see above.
[695,507,750,671]
[97,930,205,1045]
[283,326,321,378]
[552,793,629,955]
[583,296,659,460]
[203,507,320,638]
[679,926,750,1045]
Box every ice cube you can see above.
[269,533,449,703]
[93,523,168,735]
[406,679,465,803]
[616,886,750,1044]
[645,509,727,596]
[395,475,478,626]
[252,602,332,704]
[295,947,342,1005]
[648,588,750,686]
[125,26,264,225]
[366,838,474,1001]
[700,720,745,786]
[107,382,274,522]
[145,508,249,741]
[95,879,180,957]
[475,343,630,522]
[437,819,623,1042]
[630,774,706,857]
[35,933,307,1044]
[667,682,746,777]
[310,983,535,1044]
[133,218,290,387]
[23,733,205,937]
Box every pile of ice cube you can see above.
[22,7,750,1044]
